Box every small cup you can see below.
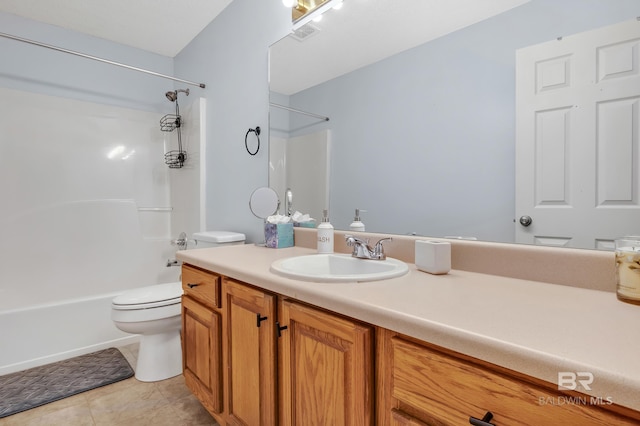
[615,237,640,305]
[415,240,451,275]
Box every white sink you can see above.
[270,253,409,283]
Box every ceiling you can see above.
[0,0,530,93]
[0,0,235,57]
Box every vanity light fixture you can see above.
[288,0,344,31]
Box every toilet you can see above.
[111,231,245,382]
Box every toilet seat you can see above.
[112,282,183,311]
[112,298,181,310]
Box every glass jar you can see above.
[615,237,640,305]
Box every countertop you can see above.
[177,244,640,411]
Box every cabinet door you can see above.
[279,299,374,426]
[182,295,222,415]
[224,279,276,426]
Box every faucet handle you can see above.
[373,237,393,259]
[345,235,369,246]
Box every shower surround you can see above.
[0,87,203,375]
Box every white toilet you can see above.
[111,231,245,382]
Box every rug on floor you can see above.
[0,347,134,418]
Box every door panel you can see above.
[516,19,640,249]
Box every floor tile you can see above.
[0,344,218,426]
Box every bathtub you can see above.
[0,292,139,375]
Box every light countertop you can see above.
[177,244,640,411]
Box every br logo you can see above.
[558,372,594,391]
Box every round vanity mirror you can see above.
[249,187,279,247]
[249,187,279,219]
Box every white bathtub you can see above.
[0,292,139,375]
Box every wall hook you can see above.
[245,126,261,156]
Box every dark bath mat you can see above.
[0,347,134,418]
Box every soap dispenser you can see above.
[317,209,334,253]
[349,209,366,232]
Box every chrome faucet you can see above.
[167,231,191,267]
[284,188,293,216]
[170,231,190,249]
[345,235,392,260]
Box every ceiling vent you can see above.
[291,23,321,42]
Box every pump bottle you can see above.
[349,209,366,232]
[317,209,334,253]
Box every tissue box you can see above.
[294,220,316,228]
[415,240,451,275]
[265,223,294,248]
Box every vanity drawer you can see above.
[182,264,220,308]
[390,336,636,426]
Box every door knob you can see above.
[519,215,532,227]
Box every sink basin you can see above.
[270,253,409,283]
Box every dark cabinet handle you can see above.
[470,412,494,426]
[276,321,288,337]
[187,283,199,288]
[256,313,268,327]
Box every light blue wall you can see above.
[0,12,173,112]
[175,0,291,242]
[282,0,640,241]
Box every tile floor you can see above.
[0,344,217,426]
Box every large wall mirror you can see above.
[269,0,640,250]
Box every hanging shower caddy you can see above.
[161,88,189,168]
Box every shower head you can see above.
[165,88,190,102]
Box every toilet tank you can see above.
[192,231,245,248]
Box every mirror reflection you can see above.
[269,0,640,250]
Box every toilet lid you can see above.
[193,231,245,243]
[112,282,183,310]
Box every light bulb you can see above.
[282,0,296,7]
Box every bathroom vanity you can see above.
[177,229,640,425]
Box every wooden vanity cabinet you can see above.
[182,264,640,426]
[378,328,640,426]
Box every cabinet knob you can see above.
[469,411,495,426]
[276,321,288,337]
[256,313,268,327]
[187,283,199,288]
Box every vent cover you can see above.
[291,23,321,42]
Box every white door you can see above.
[515,19,640,250]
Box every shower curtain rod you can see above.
[0,32,206,89]
[270,102,330,121]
